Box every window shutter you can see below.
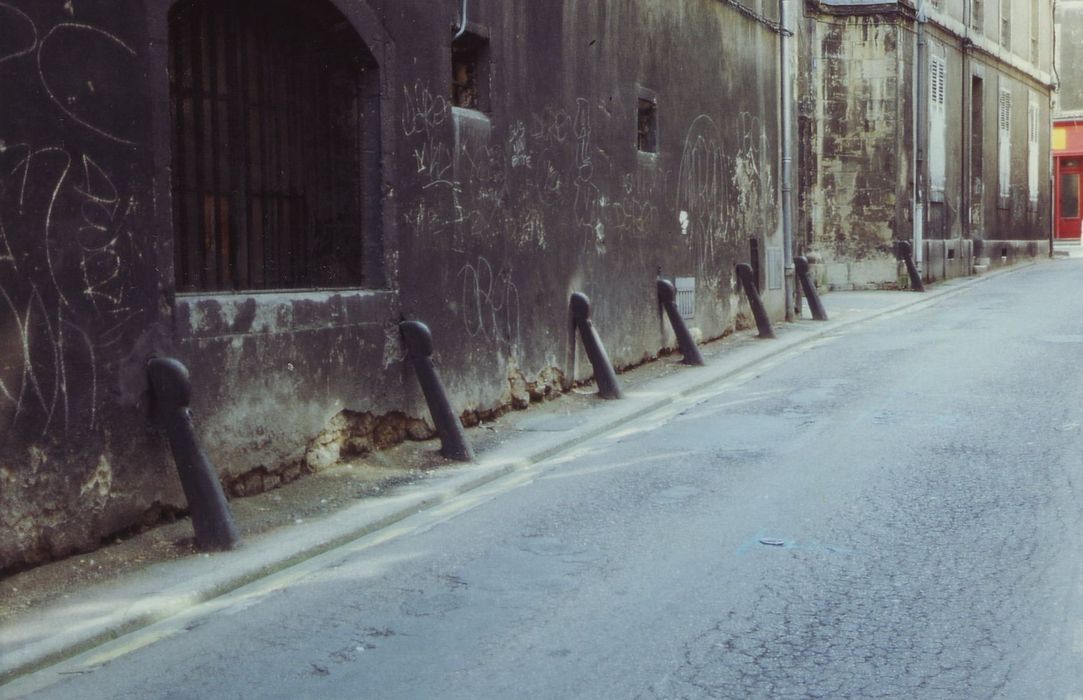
[1027,97,1039,203]
[929,56,947,198]
[998,89,1012,200]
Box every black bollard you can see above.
[794,269,804,318]
[400,321,475,462]
[895,241,925,292]
[794,256,828,321]
[657,279,705,366]
[569,293,623,399]
[735,263,776,339]
[146,357,241,552]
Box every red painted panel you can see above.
[1056,157,1083,239]
[1054,121,1083,156]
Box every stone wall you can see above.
[0,0,785,572]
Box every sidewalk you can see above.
[1054,238,1083,258]
[0,262,1043,688]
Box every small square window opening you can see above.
[452,34,488,110]
[637,98,657,153]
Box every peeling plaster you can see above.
[79,454,112,502]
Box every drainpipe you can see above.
[780,0,796,321]
[453,0,469,39]
[1049,0,1057,255]
[913,0,927,275]
[961,1,971,241]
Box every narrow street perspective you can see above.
[6,257,1083,699]
[1,0,1078,697]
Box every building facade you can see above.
[1053,0,1083,239]
[798,0,1054,287]
[1,0,1058,572]
[0,0,787,571]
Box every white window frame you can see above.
[1000,0,1012,51]
[998,87,1012,205]
[929,55,947,201]
[1029,0,1039,65]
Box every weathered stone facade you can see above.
[798,11,911,288]
[1054,1,1083,117]
[0,0,785,571]
[799,0,1053,288]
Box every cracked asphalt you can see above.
[10,259,1083,699]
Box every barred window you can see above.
[169,0,382,292]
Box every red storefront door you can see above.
[1058,158,1083,239]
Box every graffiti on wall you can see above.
[400,81,775,318]
[0,3,144,438]
[402,84,684,253]
[676,112,772,285]
[457,256,521,353]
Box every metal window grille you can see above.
[674,277,695,319]
[766,248,783,290]
[169,0,379,292]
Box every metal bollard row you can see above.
[151,265,797,526]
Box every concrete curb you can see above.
[0,260,1039,687]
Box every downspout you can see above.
[780,0,795,321]
[913,0,927,275]
[961,1,971,241]
[454,0,469,39]
[1049,0,1058,255]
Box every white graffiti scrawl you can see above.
[398,77,775,353]
[676,112,773,286]
[0,5,145,438]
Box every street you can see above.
[12,258,1083,699]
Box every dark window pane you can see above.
[1062,173,1080,219]
[452,34,488,111]
[637,98,657,153]
[169,0,379,292]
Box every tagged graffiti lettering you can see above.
[0,9,144,437]
[676,112,773,285]
[457,256,521,352]
[399,81,774,344]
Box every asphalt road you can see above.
[14,259,1083,699]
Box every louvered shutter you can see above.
[929,57,947,199]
